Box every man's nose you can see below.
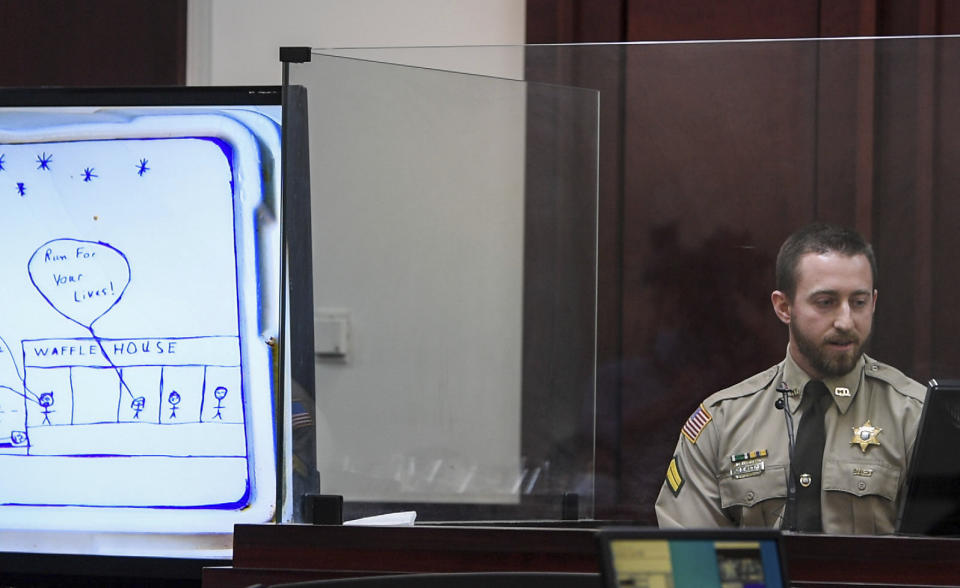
[834,303,855,330]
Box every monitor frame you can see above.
[596,527,789,588]
[896,378,960,535]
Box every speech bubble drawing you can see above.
[28,238,131,328]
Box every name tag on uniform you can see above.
[731,460,765,479]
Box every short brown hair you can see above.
[775,223,877,299]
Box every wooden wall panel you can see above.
[870,37,930,380]
[872,33,960,382]
[522,44,629,515]
[814,37,877,229]
[618,40,821,521]
[819,0,878,36]
[0,0,186,87]
[527,0,625,44]
[522,5,632,520]
[526,0,960,521]
[931,39,960,378]
[626,0,819,40]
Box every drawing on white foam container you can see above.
[0,108,280,533]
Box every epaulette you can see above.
[863,355,926,402]
[703,365,780,407]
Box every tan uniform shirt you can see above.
[655,350,925,534]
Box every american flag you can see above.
[681,404,712,444]
[291,401,314,430]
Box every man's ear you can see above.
[872,289,878,312]
[771,290,792,325]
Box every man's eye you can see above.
[815,299,834,307]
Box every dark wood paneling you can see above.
[526,0,960,521]
[819,0,878,36]
[619,40,819,522]
[526,0,626,44]
[814,37,876,228]
[526,0,579,44]
[784,532,960,586]
[872,34,960,382]
[931,37,960,378]
[627,0,819,40]
[0,0,186,87]
[870,37,932,379]
[878,0,937,35]
[943,0,960,32]
[871,7,960,384]
[231,525,598,573]
[523,45,630,515]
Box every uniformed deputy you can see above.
[655,223,925,533]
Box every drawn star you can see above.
[82,167,97,182]
[851,420,882,452]
[36,152,53,170]
[136,158,149,176]
[0,153,5,171]
[16,182,25,196]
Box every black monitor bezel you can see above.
[0,86,282,107]
[596,527,789,588]
[896,378,960,535]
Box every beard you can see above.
[791,322,869,378]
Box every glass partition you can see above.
[291,36,960,530]
[289,51,599,521]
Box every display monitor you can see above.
[0,86,293,555]
[897,378,960,535]
[597,527,788,588]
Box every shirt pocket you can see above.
[822,460,901,533]
[719,463,788,527]
[822,460,899,500]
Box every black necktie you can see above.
[791,380,831,532]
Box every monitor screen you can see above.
[0,86,284,554]
[598,528,788,588]
[897,378,960,535]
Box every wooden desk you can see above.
[203,524,960,588]
[784,532,960,587]
[203,524,598,587]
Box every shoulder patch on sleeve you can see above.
[666,455,685,496]
[681,404,712,444]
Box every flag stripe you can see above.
[681,404,712,444]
